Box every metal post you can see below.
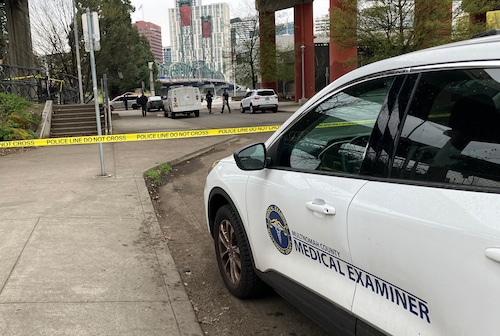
[299,45,307,105]
[86,8,107,176]
[72,0,84,104]
[148,61,155,96]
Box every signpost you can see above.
[82,9,107,177]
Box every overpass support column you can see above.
[5,0,34,67]
[294,2,314,103]
[330,0,357,82]
[259,11,277,91]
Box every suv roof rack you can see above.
[471,29,500,39]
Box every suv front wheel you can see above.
[213,205,265,298]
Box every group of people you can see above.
[205,89,231,114]
[134,89,231,117]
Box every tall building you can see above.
[163,46,172,64]
[133,20,163,63]
[176,0,199,6]
[168,1,231,79]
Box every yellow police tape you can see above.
[0,125,281,149]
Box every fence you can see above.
[0,64,79,104]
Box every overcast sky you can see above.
[129,0,331,46]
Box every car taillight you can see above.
[196,95,199,100]
[274,95,278,99]
[174,97,177,103]
[254,95,260,100]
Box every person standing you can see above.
[137,93,148,117]
[221,89,231,113]
[206,90,213,114]
[124,96,128,110]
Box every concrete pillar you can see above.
[4,0,34,67]
[259,10,277,91]
[329,0,357,82]
[294,2,314,103]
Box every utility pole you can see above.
[72,0,84,104]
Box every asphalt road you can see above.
[110,99,297,134]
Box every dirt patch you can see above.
[146,137,328,336]
[0,147,34,156]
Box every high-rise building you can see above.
[176,0,199,6]
[168,1,231,79]
[133,20,163,63]
[163,46,172,64]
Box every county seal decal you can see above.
[266,205,292,255]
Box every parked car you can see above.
[146,96,164,111]
[240,89,278,113]
[163,86,201,118]
[204,34,500,335]
[109,92,139,111]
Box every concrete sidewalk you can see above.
[0,101,300,335]
[0,136,240,335]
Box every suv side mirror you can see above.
[233,143,266,170]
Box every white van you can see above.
[163,86,201,118]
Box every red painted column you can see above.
[259,11,278,91]
[330,0,357,82]
[294,2,314,103]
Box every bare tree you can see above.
[232,15,260,89]
[29,0,73,55]
[29,0,75,76]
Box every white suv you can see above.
[205,34,500,335]
[240,89,278,113]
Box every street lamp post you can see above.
[299,44,307,105]
[148,61,155,96]
[72,0,84,104]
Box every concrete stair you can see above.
[50,104,105,137]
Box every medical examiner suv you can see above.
[204,33,500,335]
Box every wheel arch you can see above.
[207,187,258,268]
[207,187,239,238]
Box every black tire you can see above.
[194,110,200,117]
[272,107,278,113]
[213,205,265,298]
[171,112,177,119]
[164,111,168,117]
[240,104,245,113]
[249,104,255,114]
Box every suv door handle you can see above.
[306,199,336,215]
[485,248,500,263]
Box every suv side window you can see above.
[271,76,395,174]
[391,68,500,188]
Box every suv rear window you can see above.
[391,68,500,189]
[257,90,275,96]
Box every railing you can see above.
[0,64,80,104]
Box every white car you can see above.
[240,89,278,113]
[204,34,500,335]
[109,92,139,111]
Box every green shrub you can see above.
[0,93,38,141]
[8,128,33,140]
[144,163,172,187]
